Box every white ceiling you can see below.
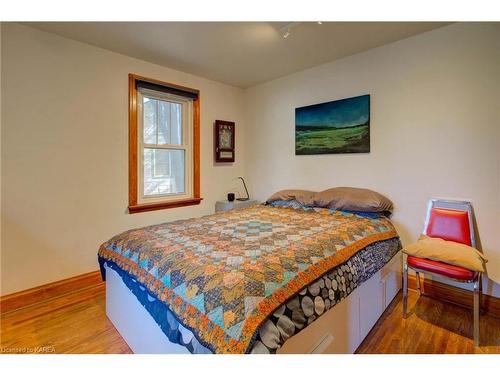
[25,22,449,88]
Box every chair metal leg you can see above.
[415,271,422,295]
[478,273,483,313]
[403,261,408,319]
[473,277,480,347]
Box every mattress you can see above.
[98,202,400,353]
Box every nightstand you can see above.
[215,199,260,212]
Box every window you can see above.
[128,74,201,213]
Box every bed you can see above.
[98,201,401,354]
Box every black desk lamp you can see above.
[237,177,250,201]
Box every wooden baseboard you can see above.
[0,270,103,314]
[408,274,500,318]
[2,268,498,319]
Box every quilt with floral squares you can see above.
[98,204,398,353]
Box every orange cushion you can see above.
[403,236,486,273]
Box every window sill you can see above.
[128,197,203,214]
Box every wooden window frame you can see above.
[128,74,202,214]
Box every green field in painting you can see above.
[295,124,370,155]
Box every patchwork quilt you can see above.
[98,204,399,353]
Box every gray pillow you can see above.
[266,189,316,206]
[313,187,393,213]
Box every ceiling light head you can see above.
[317,21,323,25]
[278,22,301,39]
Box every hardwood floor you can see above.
[357,290,500,354]
[1,285,499,354]
[0,284,131,354]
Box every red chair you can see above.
[402,199,482,346]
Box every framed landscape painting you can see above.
[295,94,370,155]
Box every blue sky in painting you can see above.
[295,95,370,128]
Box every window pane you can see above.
[158,101,183,145]
[143,97,157,144]
[143,148,185,196]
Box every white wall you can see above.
[1,23,246,295]
[0,22,3,294]
[244,23,500,296]
[497,26,500,292]
[2,22,499,298]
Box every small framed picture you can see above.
[214,120,235,162]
